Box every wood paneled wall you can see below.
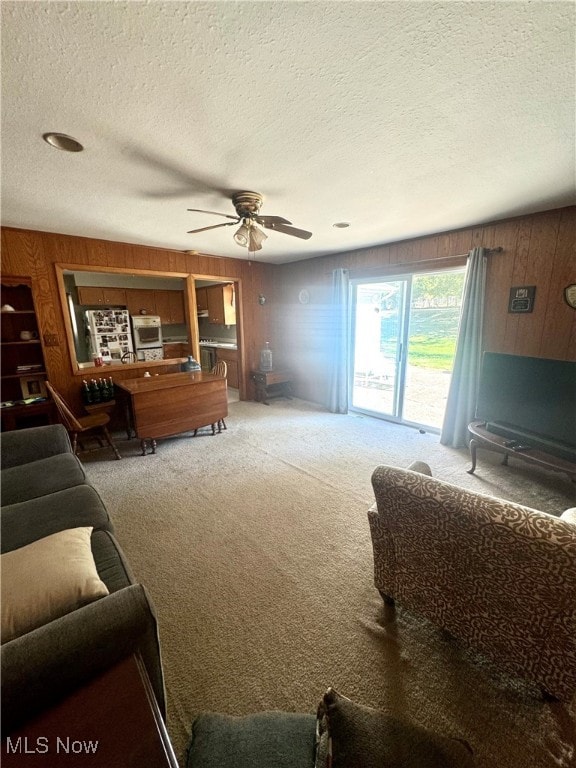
[1,228,276,409]
[274,207,576,406]
[2,207,574,412]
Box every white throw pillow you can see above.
[1,526,109,643]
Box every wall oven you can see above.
[131,316,164,361]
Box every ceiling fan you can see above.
[187,191,312,252]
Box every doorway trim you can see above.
[191,274,245,401]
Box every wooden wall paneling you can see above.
[194,254,213,275]
[397,239,414,264]
[501,216,532,353]
[3,208,574,413]
[386,243,401,265]
[36,282,70,400]
[471,227,486,250]
[41,232,73,266]
[242,266,258,374]
[130,243,152,271]
[2,227,278,412]
[421,235,440,261]
[3,229,39,272]
[152,246,175,273]
[86,239,112,267]
[242,263,268,373]
[569,321,576,361]
[411,238,425,262]
[482,219,519,354]
[0,230,11,275]
[513,210,560,357]
[538,208,576,359]
[145,244,164,270]
[164,250,183,274]
[274,208,575,406]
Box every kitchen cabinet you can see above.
[125,289,157,317]
[155,290,185,325]
[163,342,189,360]
[206,284,236,325]
[196,287,208,312]
[216,347,239,389]
[77,286,127,306]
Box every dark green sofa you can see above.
[0,424,165,734]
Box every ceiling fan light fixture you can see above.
[186,191,312,254]
[249,225,268,252]
[233,221,251,247]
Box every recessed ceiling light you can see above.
[333,222,350,228]
[42,133,84,152]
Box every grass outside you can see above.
[407,335,457,370]
[380,307,460,371]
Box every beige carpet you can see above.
[83,398,576,767]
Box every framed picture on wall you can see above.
[19,375,47,399]
[508,285,536,313]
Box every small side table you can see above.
[251,370,293,405]
[1,654,178,767]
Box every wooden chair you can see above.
[45,382,121,460]
[211,360,228,431]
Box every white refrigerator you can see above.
[85,309,135,364]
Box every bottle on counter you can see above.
[182,355,201,372]
[259,342,273,372]
[81,379,92,405]
[100,377,111,402]
[89,379,101,403]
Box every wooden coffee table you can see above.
[467,420,576,482]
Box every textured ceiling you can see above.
[1,1,574,264]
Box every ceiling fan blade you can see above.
[127,146,235,199]
[187,208,239,221]
[187,221,238,234]
[256,215,292,226]
[264,222,313,240]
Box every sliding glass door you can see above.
[350,269,465,430]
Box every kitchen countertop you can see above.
[199,341,237,350]
[162,338,237,349]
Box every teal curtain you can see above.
[328,268,350,414]
[440,248,487,447]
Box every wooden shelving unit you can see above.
[1,276,56,430]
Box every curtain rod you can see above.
[385,246,504,265]
[326,246,504,275]
[443,246,503,259]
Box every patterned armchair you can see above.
[368,463,576,701]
